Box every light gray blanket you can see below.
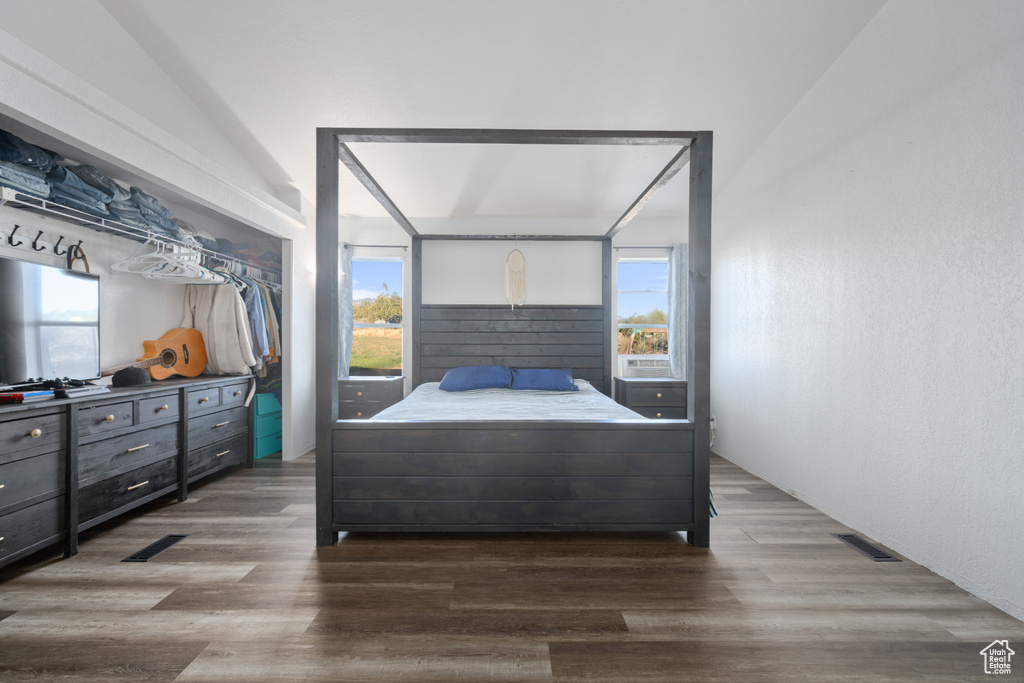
[370,380,646,422]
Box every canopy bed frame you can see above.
[315,128,712,546]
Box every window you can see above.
[350,259,403,376]
[617,259,670,375]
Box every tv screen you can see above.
[0,253,100,385]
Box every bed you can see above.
[316,128,712,546]
[332,378,695,533]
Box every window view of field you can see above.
[350,260,403,376]
[617,260,669,356]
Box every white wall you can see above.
[422,240,603,306]
[712,1,1024,619]
[0,208,186,372]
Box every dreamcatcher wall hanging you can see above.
[504,236,527,309]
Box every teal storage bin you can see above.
[253,393,283,459]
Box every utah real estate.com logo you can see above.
[980,640,1014,675]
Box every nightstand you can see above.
[338,376,404,419]
[613,377,688,420]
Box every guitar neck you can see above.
[100,356,165,377]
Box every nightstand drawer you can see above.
[629,386,686,405]
[338,382,396,402]
[338,402,386,419]
[633,406,687,420]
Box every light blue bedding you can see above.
[370,380,647,422]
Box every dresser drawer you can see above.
[338,402,387,419]
[254,393,281,416]
[254,431,282,459]
[629,386,686,406]
[188,406,248,449]
[138,394,179,424]
[78,401,134,436]
[0,450,64,515]
[187,387,222,415]
[0,495,64,564]
[79,456,177,524]
[188,432,248,481]
[220,381,250,409]
[0,412,64,455]
[78,422,179,485]
[632,406,687,420]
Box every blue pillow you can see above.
[510,368,579,391]
[438,365,512,391]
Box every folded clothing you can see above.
[0,160,51,197]
[71,165,131,203]
[48,190,110,217]
[130,186,175,219]
[0,129,63,173]
[48,165,113,204]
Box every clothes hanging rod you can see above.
[342,243,408,250]
[0,187,282,281]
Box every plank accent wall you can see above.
[415,305,609,394]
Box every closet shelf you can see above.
[0,186,282,285]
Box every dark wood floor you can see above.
[1,453,1021,682]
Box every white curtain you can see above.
[667,243,688,380]
[338,245,353,378]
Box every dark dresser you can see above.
[0,375,253,570]
[613,376,688,420]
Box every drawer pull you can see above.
[214,421,231,428]
[357,391,363,397]
[215,450,231,458]
[356,411,362,417]
[0,484,4,489]
[126,444,150,453]
[160,404,169,411]
[29,428,42,438]
[233,390,242,396]
[126,480,150,491]
[656,393,662,399]
[105,414,116,422]
[200,397,210,403]
[0,536,4,543]
[656,412,663,418]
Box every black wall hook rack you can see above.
[31,230,47,251]
[7,223,24,247]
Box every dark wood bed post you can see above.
[411,236,423,390]
[688,131,713,547]
[315,129,341,547]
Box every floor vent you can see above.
[832,534,901,562]
[122,534,190,562]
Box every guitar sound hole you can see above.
[160,349,178,368]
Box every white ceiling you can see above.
[97,0,885,224]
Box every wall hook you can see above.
[7,224,24,247]
[31,230,47,251]
[53,235,67,256]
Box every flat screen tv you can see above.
[0,253,100,385]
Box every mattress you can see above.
[369,380,647,422]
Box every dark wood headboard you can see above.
[414,305,610,394]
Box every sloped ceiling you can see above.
[98,0,885,223]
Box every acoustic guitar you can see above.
[102,328,208,380]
